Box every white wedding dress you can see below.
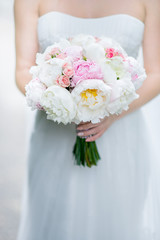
[17,12,160,240]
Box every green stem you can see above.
[73,137,101,167]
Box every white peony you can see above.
[84,43,106,63]
[25,78,46,110]
[29,65,41,78]
[106,56,130,80]
[41,85,77,124]
[107,79,139,114]
[100,57,131,84]
[70,34,96,48]
[38,58,65,87]
[55,38,71,50]
[100,60,117,83]
[36,52,44,65]
[71,79,112,123]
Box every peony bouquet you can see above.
[25,34,146,167]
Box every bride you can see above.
[14,0,160,239]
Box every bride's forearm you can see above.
[15,68,32,95]
[115,73,160,121]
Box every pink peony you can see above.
[72,60,103,86]
[64,46,83,61]
[56,75,70,88]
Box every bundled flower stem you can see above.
[73,137,101,167]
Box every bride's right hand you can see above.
[76,115,117,142]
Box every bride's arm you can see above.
[77,0,160,142]
[119,0,160,115]
[14,0,39,95]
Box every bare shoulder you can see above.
[143,0,160,17]
[14,0,41,88]
[144,0,160,7]
[141,0,160,74]
[14,0,42,94]
[14,0,40,19]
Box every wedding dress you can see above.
[17,12,160,240]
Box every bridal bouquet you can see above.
[25,34,146,167]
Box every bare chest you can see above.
[39,0,145,23]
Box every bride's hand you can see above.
[76,115,117,142]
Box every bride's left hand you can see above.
[76,115,117,142]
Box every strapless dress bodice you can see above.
[37,12,144,58]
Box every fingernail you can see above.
[77,132,84,136]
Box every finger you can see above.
[77,121,90,126]
[77,122,99,131]
[77,126,100,137]
[77,122,93,129]
[85,131,103,142]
